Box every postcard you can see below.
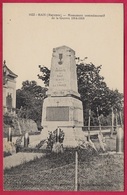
[2,2,125,193]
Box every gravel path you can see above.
[4,152,44,170]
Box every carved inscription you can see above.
[52,67,67,88]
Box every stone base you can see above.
[40,126,86,148]
[62,127,86,147]
[41,96,84,147]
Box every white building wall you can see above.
[3,78,17,114]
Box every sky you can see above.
[3,3,123,93]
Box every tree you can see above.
[77,63,109,118]
[16,80,47,129]
[38,63,123,126]
[37,66,50,87]
[77,63,123,125]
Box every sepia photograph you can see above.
[2,3,124,191]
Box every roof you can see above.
[3,61,18,78]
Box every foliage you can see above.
[47,129,65,151]
[15,136,23,152]
[3,115,13,126]
[16,80,47,128]
[3,141,16,155]
[37,65,50,87]
[38,63,123,126]
[77,63,123,124]
[35,140,47,150]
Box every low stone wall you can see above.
[18,118,38,134]
[3,116,38,137]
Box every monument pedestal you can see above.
[41,96,84,146]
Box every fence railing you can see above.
[58,125,119,131]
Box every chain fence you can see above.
[4,147,124,191]
[4,148,94,191]
[3,126,124,191]
[4,163,75,190]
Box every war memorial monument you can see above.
[41,46,84,147]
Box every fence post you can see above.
[24,132,29,147]
[116,127,124,153]
[119,111,123,128]
[88,109,91,141]
[111,107,114,137]
[75,150,78,191]
[56,127,60,142]
[116,108,118,128]
[7,127,12,142]
[97,107,102,134]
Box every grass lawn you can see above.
[4,136,124,191]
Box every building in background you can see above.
[3,60,18,115]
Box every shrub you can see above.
[47,129,65,152]
[3,141,16,155]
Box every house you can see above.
[3,60,18,115]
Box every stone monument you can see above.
[41,46,84,147]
